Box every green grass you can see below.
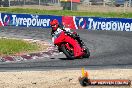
[0,7,132,18]
[0,38,39,56]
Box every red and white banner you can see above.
[0,13,4,26]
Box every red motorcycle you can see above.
[52,28,90,59]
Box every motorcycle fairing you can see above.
[54,31,84,58]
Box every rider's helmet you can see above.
[50,19,59,31]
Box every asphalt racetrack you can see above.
[0,27,132,71]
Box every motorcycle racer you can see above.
[50,19,90,59]
[50,19,84,47]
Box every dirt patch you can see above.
[0,69,131,88]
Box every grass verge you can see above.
[0,38,39,56]
[0,7,132,18]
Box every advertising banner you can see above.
[1,13,62,28]
[0,13,4,26]
[62,16,132,31]
[1,12,132,31]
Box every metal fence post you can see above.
[71,0,72,11]
[58,0,60,5]
[39,0,40,5]
[23,0,25,5]
[124,1,127,13]
[129,0,132,7]
[103,0,105,7]
[9,0,10,6]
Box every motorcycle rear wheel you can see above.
[61,44,74,60]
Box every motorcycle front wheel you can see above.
[60,44,74,60]
[83,47,90,58]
